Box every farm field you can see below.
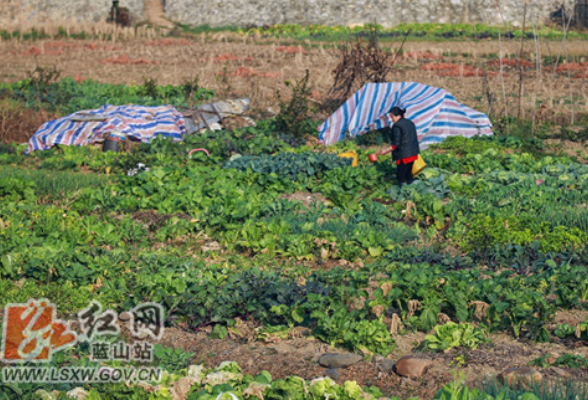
[1,24,588,400]
[1,26,588,131]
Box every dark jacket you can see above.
[385,118,419,161]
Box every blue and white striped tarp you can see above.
[318,82,493,148]
[26,104,186,154]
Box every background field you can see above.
[1,28,588,132]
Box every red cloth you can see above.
[390,145,418,165]
[397,154,418,165]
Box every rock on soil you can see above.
[550,367,570,379]
[325,368,340,380]
[498,367,542,389]
[372,354,395,373]
[318,353,363,369]
[394,356,433,378]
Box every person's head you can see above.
[389,106,406,123]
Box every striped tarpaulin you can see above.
[318,82,493,148]
[26,104,186,154]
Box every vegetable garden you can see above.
[1,25,588,400]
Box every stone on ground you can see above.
[325,368,340,380]
[393,356,433,378]
[372,354,394,373]
[318,353,363,369]
[498,367,542,389]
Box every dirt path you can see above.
[143,0,174,29]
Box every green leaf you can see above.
[210,325,228,339]
[368,247,383,257]
[1,254,13,275]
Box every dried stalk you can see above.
[531,16,541,133]
[390,313,403,335]
[480,62,494,118]
[389,28,412,66]
[516,0,528,120]
[562,11,575,124]
[498,29,509,134]
[325,27,408,110]
[547,10,574,116]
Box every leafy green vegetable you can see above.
[425,322,488,352]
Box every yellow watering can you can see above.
[338,150,358,167]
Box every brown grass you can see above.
[0,100,56,144]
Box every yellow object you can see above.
[339,150,358,167]
[412,154,426,176]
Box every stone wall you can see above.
[0,0,576,30]
[165,0,575,28]
[0,0,144,29]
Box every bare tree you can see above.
[323,27,409,112]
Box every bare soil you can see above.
[279,191,328,208]
[155,324,588,400]
[2,35,588,153]
[1,35,587,124]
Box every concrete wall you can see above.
[0,0,577,30]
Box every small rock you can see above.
[372,354,394,373]
[394,356,433,378]
[550,367,570,379]
[380,359,395,373]
[325,368,340,380]
[119,311,132,322]
[372,354,385,364]
[498,367,542,389]
[66,388,89,400]
[318,353,363,369]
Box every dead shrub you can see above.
[323,26,401,112]
[27,65,61,87]
[0,99,54,144]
